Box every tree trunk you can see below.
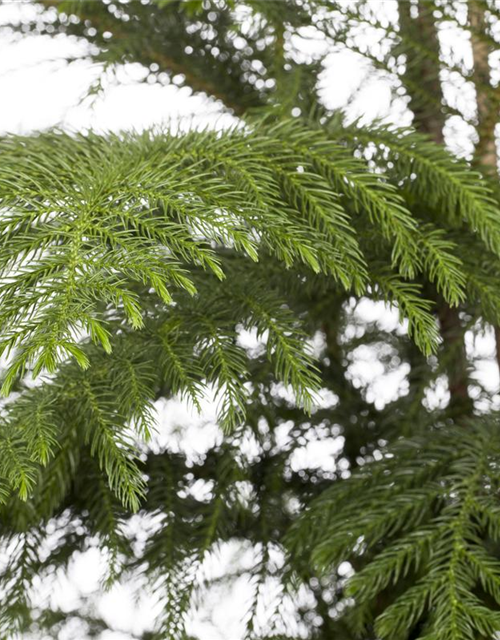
[398,0,473,416]
[469,0,500,375]
[470,1,498,172]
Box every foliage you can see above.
[288,421,500,640]
[1,1,500,639]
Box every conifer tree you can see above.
[2,1,500,639]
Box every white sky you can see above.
[0,2,499,638]
[0,0,404,135]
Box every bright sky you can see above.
[0,2,499,638]
[0,1,405,135]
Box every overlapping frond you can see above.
[287,421,500,640]
[3,116,497,402]
[0,121,367,393]
[1,115,500,507]
[334,121,500,255]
